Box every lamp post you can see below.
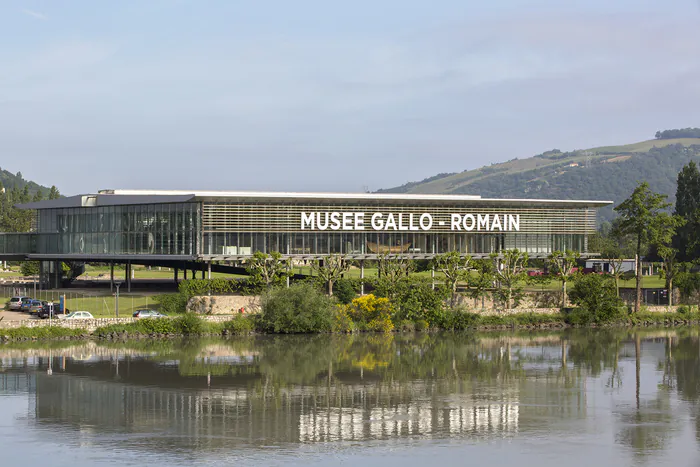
[114,281,122,318]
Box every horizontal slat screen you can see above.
[202,203,597,234]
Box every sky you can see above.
[1,0,699,195]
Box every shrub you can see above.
[569,274,625,324]
[396,319,416,332]
[414,319,429,332]
[221,315,255,335]
[333,305,356,333]
[173,313,205,335]
[0,326,85,340]
[154,293,188,315]
[260,283,336,333]
[334,279,358,305]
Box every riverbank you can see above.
[2,309,700,342]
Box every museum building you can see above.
[4,190,610,263]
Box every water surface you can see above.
[0,330,699,466]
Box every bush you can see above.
[0,326,85,340]
[414,319,429,332]
[333,305,356,333]
[221,315,255,335]
[154,293,188,314]
[173,313,205,335]
[334,279,358,305]
[260,283,336,333]
[569,274,625,324]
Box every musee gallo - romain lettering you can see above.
[300,212,520,232]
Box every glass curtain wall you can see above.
[202,231,586,256]
[35,203,199,256]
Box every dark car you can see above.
[19,297,34,312]
[38,302,60,319]
[28,300,45,316]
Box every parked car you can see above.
[8,296,30,311]
[19,297,34,312]
[132,309,167,319]
[58,311,94,320]
[28,300,46,316]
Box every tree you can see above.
[468,258,494,309]
[674,161,700,261]
[20,261,40,277]
[490,249,528,309]
[48,186,61,200]
[431,251,471,306]
[245,251,290,289]
[614,182,677,313]
[658,246,681,306]
[547,249,580,308]
[311,255,349,296]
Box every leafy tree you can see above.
[260,283,335,333]
[48,186,61,200]
[674,161,700,261]
[614,182,677,313]
[311,255,349,296]
[468,258,495,309]
[490,249,528,309]
[431,251,471,306]
[547,249,580,308]
[245,251,290,289]
[20,261,39,277]
[658,246,681,306]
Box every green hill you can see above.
[378,137,700,224]
[0,167,52,198]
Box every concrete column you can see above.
[184,269,188,280]
[360,260,365,295]
[201,267,205,280]
[174,267,179,284]
[286,261,291,288]
[207,262,212,280]
[126,261,132,292]
[431,266,435,290]
[110,262,114,292]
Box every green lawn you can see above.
[1,292,160,318]
[82,265,247,280]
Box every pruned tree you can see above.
[246,251,291,289]
[547,249,580,308]
[490,249,529,309]
[431,251,471,306]
[468,258,495,309]
[312,255,350,296]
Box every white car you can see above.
[8,296,29,311]
[58,311,94,320]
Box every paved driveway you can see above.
[0,311,31,322]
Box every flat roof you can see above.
[16,189,613,210]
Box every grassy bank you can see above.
[2,310,700,343]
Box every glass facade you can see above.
[35,203,200,256]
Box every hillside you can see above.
[0,167,52,198]
[378,137,700,223]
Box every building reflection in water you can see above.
[0,330,697,457]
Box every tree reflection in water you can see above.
[0,329,698,460]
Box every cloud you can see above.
[22,9,48,20]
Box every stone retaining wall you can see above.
[0,315,234,332]
[187,295,261,314]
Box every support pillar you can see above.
[286,261,291,288]
[126,261,132,293]
[184,269,188,280]
[110,262,114,292]
[431,266,435,290]
[360,260,365,295]
[174,267,179,284]
[201,267,205,280]
[207,262,212,280]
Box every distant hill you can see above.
[378,136,700,224]
[0,167,52,198]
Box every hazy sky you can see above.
[1,1,699,195]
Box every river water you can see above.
[0,330,698,466]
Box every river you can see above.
[0,330,698,466]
